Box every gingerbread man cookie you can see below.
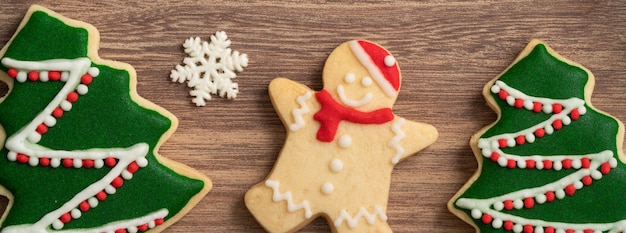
[0,5,210,233]
[245,40,438,233]
[449,40,626,233]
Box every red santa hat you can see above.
[348,40,401,97]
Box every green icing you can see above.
[0,8,205,231]
[453,42,626,232]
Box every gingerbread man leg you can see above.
[245,183,315,233]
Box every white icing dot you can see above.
[136,157,149,167]
[73,159,82,168]
[562,116,572,125]
[361,76,373,87]
[525,133,535,143]
[506,138,516,147]
[470,209,482,219]
[492,218,503,229]
[50,158,61,168]
[482,149,492,158]
[127,226,139,233]
[61,71,69,81]
[572,159,582,169]
[321,182,334,194]
[7,151,17,161]
[506,96,515,106]
[497,157,507,167]
[338,135,352,148]
[535,160,544,170]
[29,156,39,166]
[610,157,618,167]
[148,220,156,228]
[44,116,57,127]
[40,71,49,82]
[16,71,27,83]
[76,84,89,95]
[543,104,553,113]
[71,208,82,219]
[52,219,64,230]
[535,226,544,233]
[344,73,355,83]
[94,159,104,169]
[330,158,343,173]
[578,106,587,115]
[478,139,489,149]
[523,100,533,110]
[122,170,133,180]
[574,181,584,189]
[535,194,547,204]
[28,133,41,143]
[491,141,500,150]
[555,189,566,199]
[545,125,554,135]
[490,85,500,94]
[513,223,523,233]
[384,55,396,67]
[105,185,117,194]
[553,160,563,171]
[590,170,603,180]
[493,201,504,211]
[88,197,98,208]
[513,199,523,209]
[60,101,72,111]
[88,67,100,77]
[517,159,526,169]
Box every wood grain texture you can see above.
[0,1,625,232]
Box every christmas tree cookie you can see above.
[245,40,438,233]
[449,39,626,233]
[0,5,211,233]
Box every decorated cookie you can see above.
[245,40,438,232]
[0,5,211,233]
[449,40,626,233]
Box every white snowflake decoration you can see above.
[170,31,248,106]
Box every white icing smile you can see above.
[336,85,372,107]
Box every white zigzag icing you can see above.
[334,205,388,228]
[289,91,312,132]
[265,180,312,218]
[388,117,406,164]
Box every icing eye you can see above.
[361,77,373,87]
[344,73,355,83]
[384,55,395,67]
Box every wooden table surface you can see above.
[0,1,625,232]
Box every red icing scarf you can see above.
[313,89,394,142]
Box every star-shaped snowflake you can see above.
[170,31,248,106]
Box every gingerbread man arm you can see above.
[268,78,316,129]
[393,117,438,163]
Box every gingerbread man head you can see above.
[322,40,401,112]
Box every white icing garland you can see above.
[389,117,406,164]
[456,80,623,233]
[265,180,313,219]
[289,91,312,132]
[333,205,388,229]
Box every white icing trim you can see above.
[333,205,388,229]
[348,40,397,98]
[389,117,406,164]
[289,91,312,132]
[265,180,312,219]
[336,85,372,107]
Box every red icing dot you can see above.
[79,200,90,212]
[490,152,500,162]
[105,157,117,167]
[111,176,124,188]
[535,128,545,138]
[481,213,493,224]
[507,159,516,169]
[503,220,514,231]
[83,159,94,168]
[48,71,61,81]
[498,139,508,148]
[7,68,18,78]
[63,158,74,168]
[544,226,555,233]
[16,154,29,164]
[524,197,534,209]
[60,212,72,223]
[543,160,553,170]
[565,184,576,196]
[562,159,572,169]
[582,175,593,186]
[503,200,514,210]
[137,224,149,231]
[532,102,542,113]
[127,161,140,174]
[581,157,590,168]
[115,229,127,233]
[565,229,574,233]
[81,74,93,85]
[498,90,508,100]
[545,191,555,202]
[601,162,611,174]
[516,135,525,145]
[36,123,48,134]
[552,119,563,130]
[96,191,107,201]
[27,71,39,81]
[67,92,79,103]
[155,218,164,225]
[40,157,50,167]
[552,104,563,114]
[583,229,595,233]
[571,108,580,120]
[526,159,536,169]
[514,99,524,108]
[52,107,64,118]
[524,224,534,233]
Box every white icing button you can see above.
[76,84,89,95]
[330,158,343,173]
[71,208,82,219]
[88,67,100,77]
[384,55,395,67]
[61,71,69,82]
[16,71,27,83]
[344,73,355,83]
[39,71,49,82]
[338,134,352,148]
[137,157,149,167]
[321,182,334,194]
[470,209,482,219]
[52,219,64,230]
[361,76,373,87]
